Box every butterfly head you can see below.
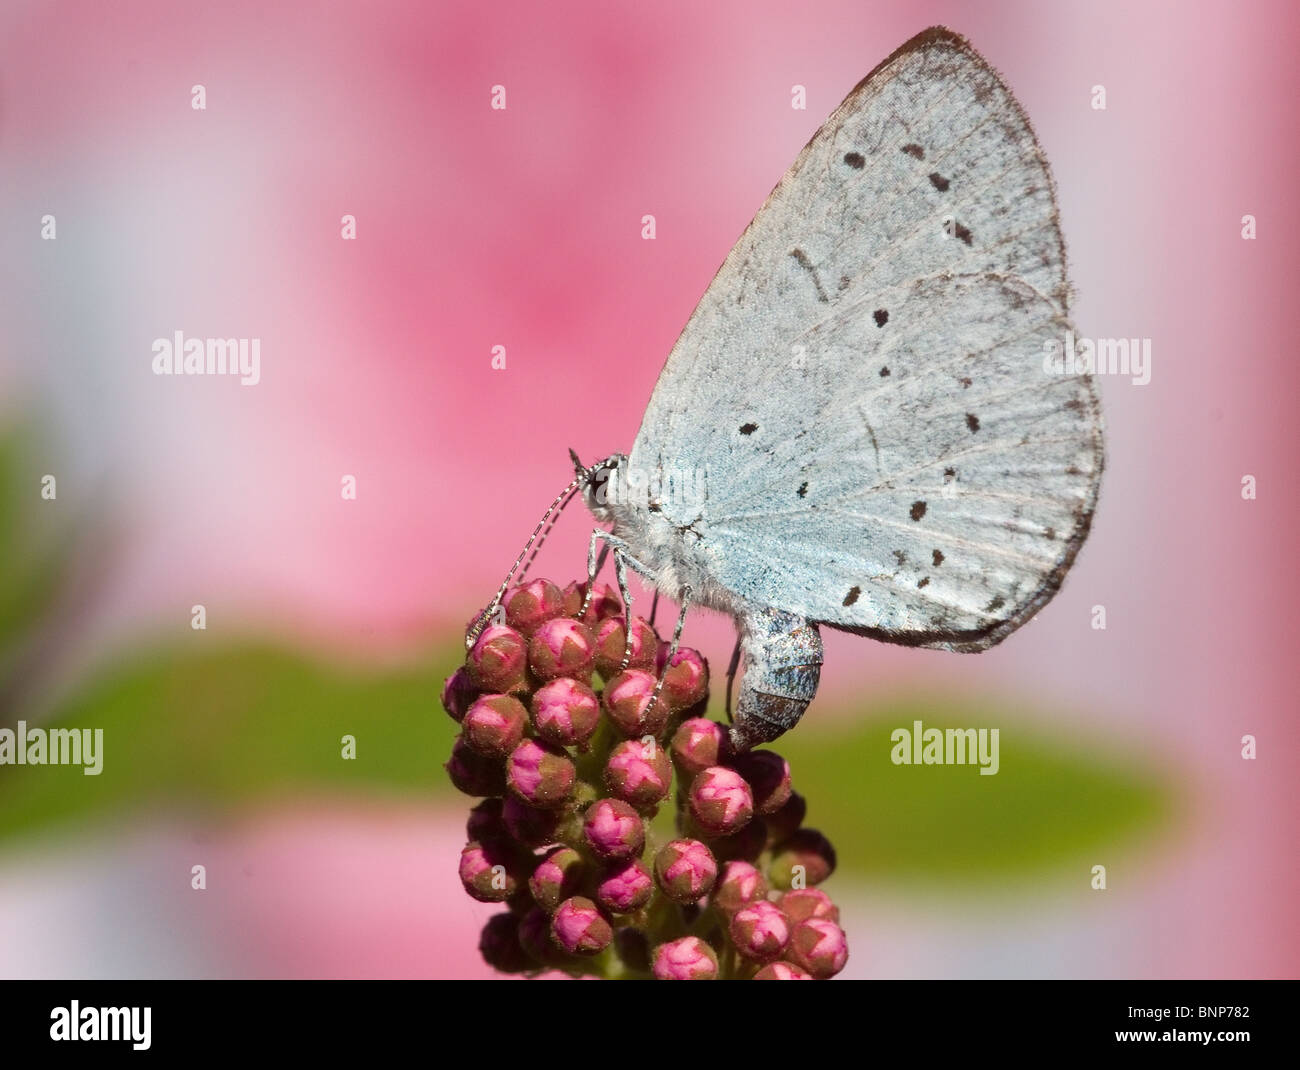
[571,449,628,524]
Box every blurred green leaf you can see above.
[0,422,78,675]
[0,641,464,845]
[775,697,1175,884]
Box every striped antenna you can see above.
[464,472,586,649]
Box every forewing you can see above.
[627,27,1099,650]
[632,26,1071,486]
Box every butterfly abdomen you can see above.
[730,608,824,751]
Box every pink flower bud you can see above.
[654,839,718,904]
[711,860,767,917]
[466,624,528,693]
[593,616,659,677]
[466,797,507,844]
[478,913,533,974]
[440,667,478,723]
[671,718,731,779]
[603,739,672,808]
[458,840,520,902]
[595,859,654,914]
[550,896,613,956]
[582,798,645,861]
[528,618,595,681]
[603,669,669,739]
[504,579,565,636]
[655,647,709,711]
[505,739,576,809]
[652,936,719,980]
[729,900,791,964]
[778,888,840,924]
[562,580,622,624]
[753,961,813,980]
[786,918,849,979]
[768,828,836,890]
[730,750,792,816]
[461,694,529,758]
[530,677,601,748]
[518,906,563,968]
[688,766,754,836]
[445,736,507,797]
[529,846,584,913]
[764,790,807,843]
[501,795,564,847]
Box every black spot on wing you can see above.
[929,172,950,192]
[797,481,808,498]
[965,413,980,433]
[843,151,865,169]
[986,595,1006,613]
[943,467,956,482]
[842,586,861,607]
[739,422,758,435]
[901,144,925,159]
[932,549,944,566]
[879,366,890,377]
[953,221,973,246]
[873,308,889,327]
[910,500,927,521]
[917,577,930,589]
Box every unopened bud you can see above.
[652,936,719,980]
[505,739,576,809]
[528,618,596,681]
[654,838,718,904]
[550,896,613,956]
[603,669,669,739]
[445,736,507,797]
[504,579,565,636]
[530,676,601,748]
[466,624,529,693]
[462,694,529,758]
[593,616,658,677]
[603,739,672,808]
[688,766,754,836]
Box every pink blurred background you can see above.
[0,0,1296,978]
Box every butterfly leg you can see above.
[724,637,742,721]
[581,530,660,670]
[646,585,692,714]
[578,529,615,617]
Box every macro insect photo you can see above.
[0,0,1295,1048]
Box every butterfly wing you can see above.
[627,27,1102,651]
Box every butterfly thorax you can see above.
[582,453,745,619]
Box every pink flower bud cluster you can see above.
[444,576,848,979]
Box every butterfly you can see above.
[470,26,1103,751]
